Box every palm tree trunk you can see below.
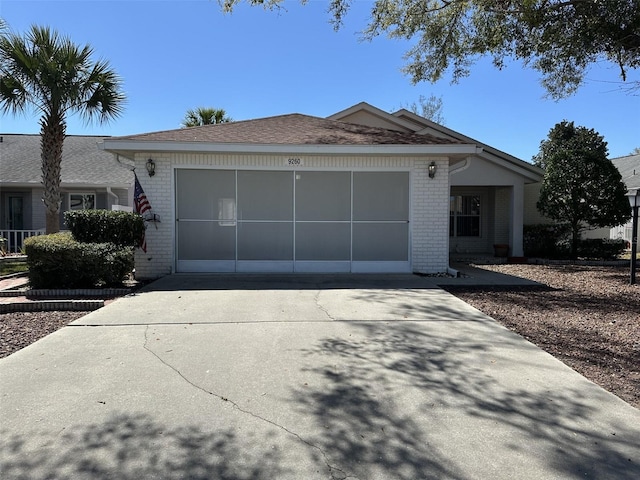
[40,117,65,234]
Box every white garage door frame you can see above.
[174,166,412,274]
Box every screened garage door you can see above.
[175,169,410,273]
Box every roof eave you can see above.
[100,139,481,159]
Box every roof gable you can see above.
[328,102,420,133]
[611,154,640,191]
[113,113,457,146]
[330,103,543,182]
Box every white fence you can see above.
[0,230,45,254]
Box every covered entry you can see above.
[175,169,410,273]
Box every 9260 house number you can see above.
[287,158,302,166]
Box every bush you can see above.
[64,210,144,247]
[24,232,134,288]
[523,224,571,258]
[577,238,626,260]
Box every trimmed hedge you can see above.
[523,224,571,259]
[64,210,145,246]
[24,232,134,288]
[524,224,626,260]
[577,238,626,260]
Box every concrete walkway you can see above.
[1,273,638,479]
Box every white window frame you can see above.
[68,192,97,211]
[450,194,481,237]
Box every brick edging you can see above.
[0,300,104,314]
[0,288,132,298]
[26,288,132,298]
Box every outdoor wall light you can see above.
[428,161,437,179]
[146,158,156,177]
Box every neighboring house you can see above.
[610,153,640,244]
[524,153,640,243]
[100,102,543,279]
[0,134,133,252]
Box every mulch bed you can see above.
[0,311,88,358]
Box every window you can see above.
[450,195,480,237]
[69,193,96,210]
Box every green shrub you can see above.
[577,238,626,260]
[24,232,134,288]
[64,210,144,247]
[523,224,571,258]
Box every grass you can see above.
[0,260,29,277]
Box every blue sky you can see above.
[1,0,639,161]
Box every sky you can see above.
[1,0,639,162]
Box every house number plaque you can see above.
[286,158,303,166]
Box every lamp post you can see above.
[627,189,639,285]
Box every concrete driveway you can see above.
[1,274,639,480]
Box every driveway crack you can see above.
[314,290,336,321]
[143,326,356,480]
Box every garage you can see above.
[175,168,410,273]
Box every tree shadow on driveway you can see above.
[292,321,640,480]
[0,413,287,480]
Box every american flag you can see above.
[134,174,151,252]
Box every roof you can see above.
[330,102,544,183]
[113,113,459,146]
[0,134,133,188]
[611,154,640,191]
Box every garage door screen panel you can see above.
[237,171,293,221]
[295,223,351,261]
[176,169,237,262]
[176,169,410,272]
[238,223,293,261]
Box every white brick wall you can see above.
[411,158,450,273]
[132,153,451,278]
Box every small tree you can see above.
[398,94,445,124]
[535,121,630,258]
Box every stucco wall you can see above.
[131,153,451,279]
[524,182,552,225]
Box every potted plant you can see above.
[493,244,509,258]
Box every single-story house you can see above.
[100,102,543,279]
[0,134,133,251]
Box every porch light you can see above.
[428,161,437,179]
[146,158,156,177]
[627,189,639,284]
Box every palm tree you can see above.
[0,25,125,233]
[182,107,232,127]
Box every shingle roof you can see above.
[611,154,640,191]
[115,114,460,146]
[0,134,133,186]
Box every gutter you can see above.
[449,156,472,176]
[106,187,119,208]
[99,139,481,159]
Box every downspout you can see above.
[106,187,119,210]
[446,153,478,277]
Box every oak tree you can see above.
[221,0,640,99]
